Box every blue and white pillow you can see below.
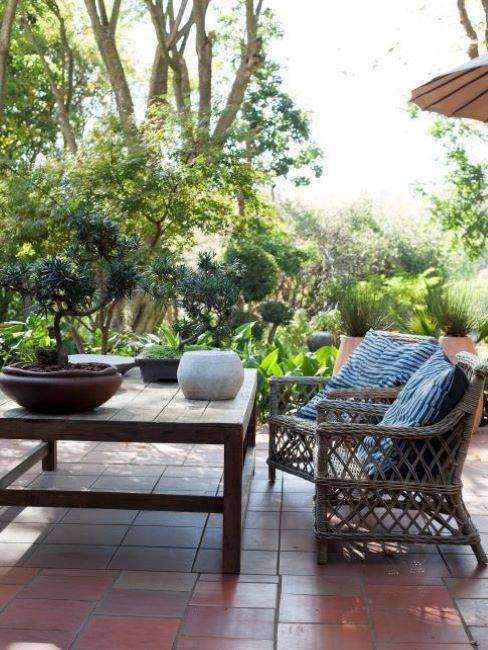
[359,348,469,477]
[296,330,438,420]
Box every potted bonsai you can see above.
[139,251,241,383]
[0,211,140,413]
[334,283,392,374]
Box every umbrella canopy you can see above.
[411,53,488,122]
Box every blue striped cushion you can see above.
[296,330,438,420]
[359,348,468,477]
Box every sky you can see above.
[262,0,482,212]
[128,1,484,214]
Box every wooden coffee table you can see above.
[0,368,257,573]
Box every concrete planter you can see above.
[177,350,244,401]
[332,335,363,376]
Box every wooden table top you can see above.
[0,368,258,442]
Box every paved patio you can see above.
[0,427,486,649]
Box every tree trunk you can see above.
[83,0,135,128]
[0,0,19,124]
[147,45,169,110]
[457,0,480,58]
[193,0,212,134]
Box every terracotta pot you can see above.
[0,364,122,414]
[439,335,483,430]
[332,335,363,376]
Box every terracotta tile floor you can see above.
[0,428,486,648]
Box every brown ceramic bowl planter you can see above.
[0,363,122,413]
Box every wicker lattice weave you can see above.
[314,352,488,565]
[267,331,433,482]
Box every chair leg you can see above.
[471,540,488,566]
[268,465,276,483]
[317,540,328,564]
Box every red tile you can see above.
[25,544,115,569]
[108,546,195,571]
[76,616,180,649]
[277,623,373,649]
[96,588,189,617]
[183,606,275,639]
[279,593,367,624]
[191,581,277,608]
[280,530,317,552]
[372,607,469,644]
[0,585,21,609]
[376,643,472,650]
[470,626,488,650]
[0,628,76,649]
[122,525,202,548]
[20,574,114,601]
[0,598,93,631]
[177,638,273,649]
[0,567,37,585]
[455,598,488,625]
[199,574,279,584]
[114,571,197,591]
[44,524,128,545]
[281,575,362,596]
[445,578,488,598]
[366,585,454,609]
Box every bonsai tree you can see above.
[144,251,241,353]
[258,300,294,343]
[0,211,140,368]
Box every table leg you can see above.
[42,440,57,471]
[245,399,257,450]
[223,431,243,573]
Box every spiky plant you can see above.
[337,284,392,337]
[426,285,480,337]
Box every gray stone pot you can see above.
[307,331,335,352]
[177,350,244,401]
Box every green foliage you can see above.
[337,284,392,337]
[225,242,279,302]
[425,284,481,337]
[0,314,52,366]
[427,119,487,259]
[145,251,240,348]
[231,322,337,416]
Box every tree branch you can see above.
[21,9,78,153]
[109,0,122,37]
[213,0,263,139]
[193,0,212,133]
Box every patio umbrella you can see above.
[410,53,488,122]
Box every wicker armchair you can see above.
[314,352,488,565]
[267,331,437,483]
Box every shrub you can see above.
[426,284,480,336]
[224,242,279,302]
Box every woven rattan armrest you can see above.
[316,399,389,419]
[326,387,400,402]
[315,411,462,441]
[269,376,330,386]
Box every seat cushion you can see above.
[296,330,438,420]
[359,348,469,477]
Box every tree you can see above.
[0,211,140,364]
[426,119,487,259]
